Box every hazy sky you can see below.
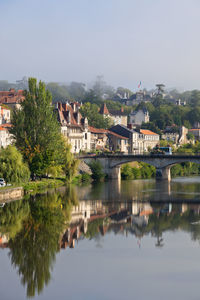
[1,0,200,90]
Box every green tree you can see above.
[0,146,30,183]
[46,82,70,103]
[10,78,65,178]
[63,142,79,182]
[89,161,105,181]
[80,102,113,129]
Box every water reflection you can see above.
[1,179,200,298]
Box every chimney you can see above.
[127,124,133,129]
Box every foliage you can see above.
[121,163,156,180]
[62,142,79,182]
[80,102,113,129]
[0,146,30,183]
[46,82,70,103]
[10,78,66,178]
[89,161,105,181]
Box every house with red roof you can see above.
[89,126,129,152]
[0,89,25,109]
[0,105,11,125]
[109,124,159,153]
[55,102,91,153]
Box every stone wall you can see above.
[0,187,24,202]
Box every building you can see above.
[55,102,91,153]
[88,126,108,150]
[109,125,159,153]
[129,108,149,126]
[162,126,188,145]
[99,103,127,126]
[107,131,129,153]
[89,126,129,153]
[109,124,142,153]
[139,129,160,151]
[0,124,12,148]
[0,89,25,109]
[125,91,152,106]
[188,129,200,140]
[0,105,11,124]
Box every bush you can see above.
[0,146,30,184]
[89,161,105,181]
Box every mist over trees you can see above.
[3,75,200,130]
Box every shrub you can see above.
[0,146,30,183]
[89,161,105,181]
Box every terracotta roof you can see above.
[99,103,110,115]
[1,123,12,128]
[89,126,107,134]
[140,129,158,135]
[0,89,25,104]
[189,129,200,131]
[56,102,86,128]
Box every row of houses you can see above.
[55,102,160,153]
[0,88,198,152]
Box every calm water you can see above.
[1,178,200,299]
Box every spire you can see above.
[99,103,109,115]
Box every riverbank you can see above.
[0,178,65,195]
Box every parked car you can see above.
[0,178,6,187]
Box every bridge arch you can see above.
[80,155,200,181]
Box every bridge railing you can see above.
[78,152,200,159]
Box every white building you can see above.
[56,102,91,153]
[0,125,12,148]
[0,105,11,124]
[129,108,149,126]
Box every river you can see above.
[1,177,200,299]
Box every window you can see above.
[85,133,87,139]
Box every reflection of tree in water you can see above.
[0,199,30,239]
[6,187,78,298]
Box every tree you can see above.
[46,82,70,103]
[10,78,65,178]
[80,102,113,129]
[62,142,79,182]
[0,146,30,183]
[68,82,86,101]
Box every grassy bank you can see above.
[22,178,65,192]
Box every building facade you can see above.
[0,89,24,109]
[129,108,149,126]
[56,102,91,153]
[99,103,127,126]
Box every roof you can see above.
[89,126,107,134]
[89,125,128,139]
[189,129,200,131]
[99,103,110,115]
[56,102,85,128]
[1,123,12,128]
[140,129,158,135]
[107,131,128,140]
[109,109,127,116]
[130,108,148,115]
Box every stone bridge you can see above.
[79,154,200,181]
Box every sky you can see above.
[1,0,200,91]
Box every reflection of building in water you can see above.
[0,234,9,248]
[60,200,154,250]
[181,204,188,214]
